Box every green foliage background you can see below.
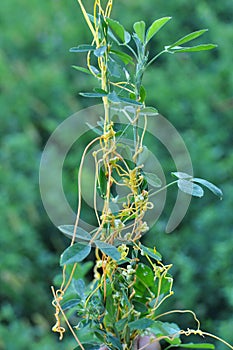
[0,0,232,348]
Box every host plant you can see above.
[50,1,232,349]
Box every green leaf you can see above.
[129,318,154,331]
[106,334,123,350]
[61,299,80,311]
[169,44,217,53]
[144,172,162,188]
[137,146,149,165]
[79,91,108,98]
[172,172,193,179]
[73,279,86,299]
[140,244,162,261]
[86,122,102,136]
[97,166,107,198]
[58,225,91,242]
[72,65,92,75]
[168,29,208,48]
[90,65,100,75]
[136,263,155,287]
[133,21,146,43]
[60,243,91,266]
[110,49,134,65]
[74,344,100,350]
[192,178,223,199]
[94,45,107,57]
[69,45,95,52]
[146,17,172,43]
[107,18,131,44]
[139,107,158,116]
[178,179,204,198]
[177,343,215,349]
[108,57,122,78]
[93,88,108,95]
[95,241,121,260]
[133,300,148,313]
[108,91,142,106]
[149,321,180,345]
[139,85,146,103]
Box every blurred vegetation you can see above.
[0,0,232,349]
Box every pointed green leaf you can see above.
[95,240,121,260]
[133,21,146,43]
[177,343,215,349]
[110,49,134,65]
[146,17,172,43]
[144,172,162,187]
[69,45,95,53]
[107,18,131,44]
[172,172,193,179]
[72,65,92,75]
[178,179,204,197]
[192,178,223,199]
[168,29,208,48]
[169,44,217,53]
[60,242,91,266]
[79,91,108,98]
[58,225,91,242]
[139,107,158,116]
